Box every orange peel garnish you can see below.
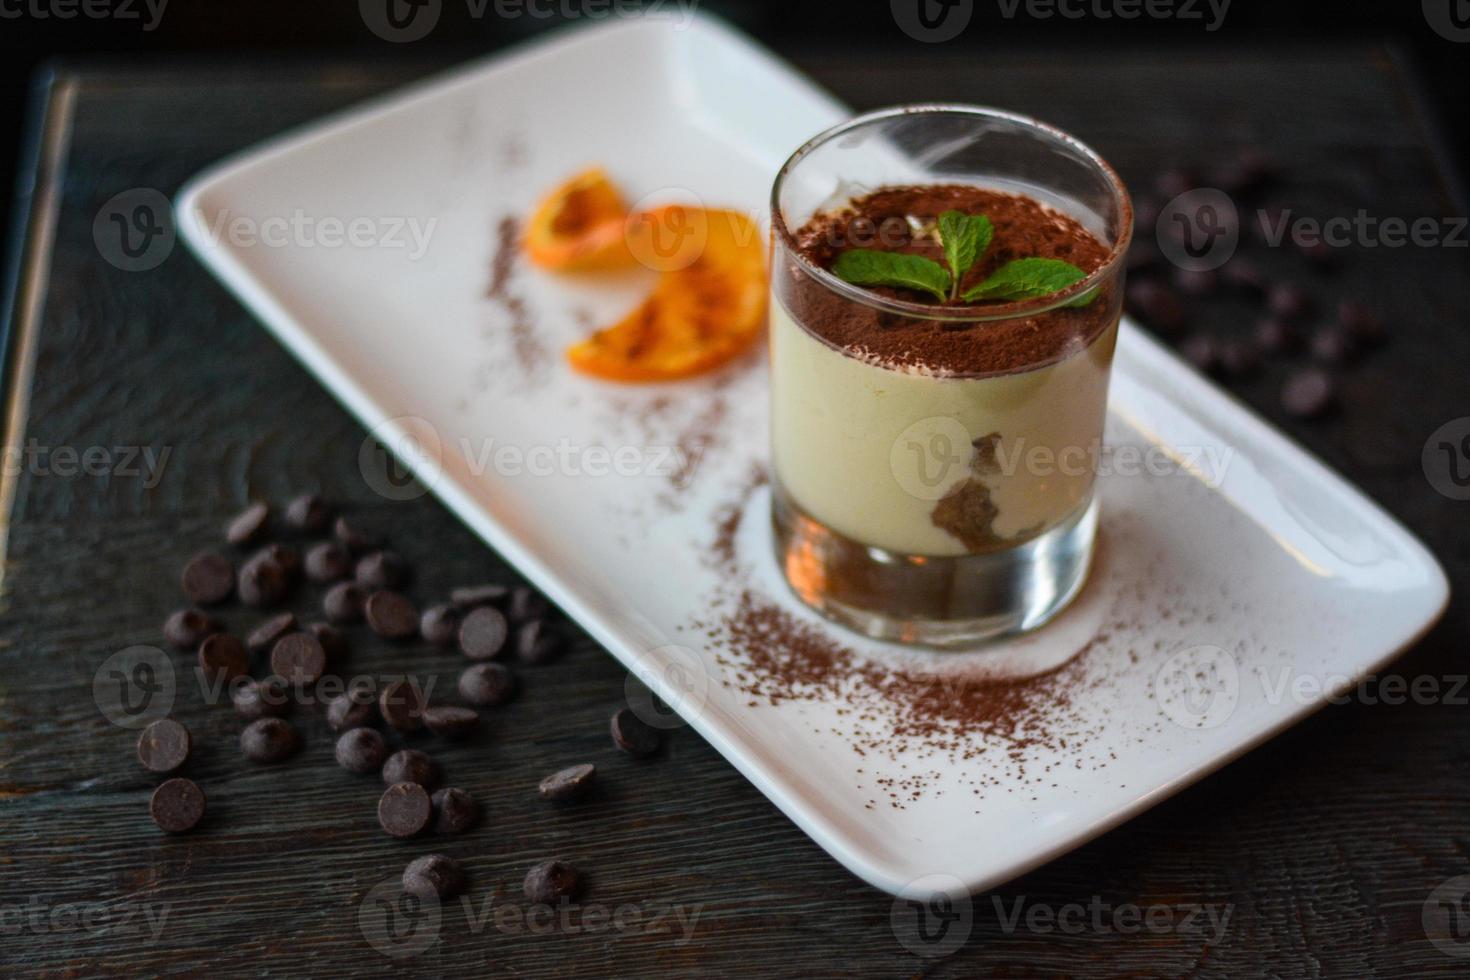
[522,167,633,271]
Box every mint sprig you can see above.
[829,209,1091,307]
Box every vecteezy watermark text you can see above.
[992,895,1233,941]
[0,897,171,940]
[2,440,170,488]
[183,208,438,261]
[359,0,699,43]
[0,0,167,30]
[994,0,1230,31]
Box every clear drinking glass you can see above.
[768,105,1132,648]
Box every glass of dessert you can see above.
[769,105,1131,648]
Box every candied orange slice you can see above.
[523,167,633,271]
[566,206,767,382]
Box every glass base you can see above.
[771,483,1097,649]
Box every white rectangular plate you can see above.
[177,15,1449,898]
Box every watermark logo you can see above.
[992,894,1232,940]
[891,0,973,42]
[360,0,442,42]
[1154,644,1239,729]
[1158,188,1239,271]
[1425,876,1470,957]
[1423,0,1470,42]
[624,644,709,731]
[890,416,973,501]
[1254,208,1468,251]
[1423,418,1470,500]
[179,207,439,260]
[93,645,175,729]
[94,188,174,272]
[891,873,973,957]
[359,416,442,502]
[359,876,442,958]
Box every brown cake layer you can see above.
[777,185,1120,376]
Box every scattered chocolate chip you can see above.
[270,632,327,685]
[420,603,459,647]
[1179,334,1220,374]
[378,783,432,838]
[1125,279,1185,335]
[522,860,582,905]
[246,612,298,654]
[458,607,508,660]
[458,663,517,707]
[226,501,270,547]
[1281,369,1335,419]
[1310,326,1356,365]
[233,676,292,721]
[285,493,332,534]
[379,679,426,733]
[181,552,234,605]
[137,718,191,773]
[450,584,510,610]
[1218,339,1260,378]
[333,514,382,554]
[163,609,220,650]
[1220,258,1266,295]
[404,854,467,900]
[431,787,479,834]
[323,581,367,624]
[197,633,249,683]
[238,556,289,608]
[382,748,438,788]
[304,541,353,583]
[423,706,479,740]
[610,708,661,758]
[259,543,302,580]
[335,727,388,774]
[539,764,596,802]
[326,687,378,732]
[1171,268,1218,297]
[240,717,300,763]
[1339,301,1386,345]
[507,586,549,623]
[356,550,409,590]
[1266,282,1314,321]
[309,621,348,661]
[366,591,419,640]
[150,778,206,834]
[1253,317,1299,355]
[514,619,562,666]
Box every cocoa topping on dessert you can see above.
[780,185,1117,375]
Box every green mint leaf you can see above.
[832,249,951,303]
[961,257,1089,303]
[937,211,994,293]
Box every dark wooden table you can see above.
[3,39,1468,978]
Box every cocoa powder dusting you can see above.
[487,216,549,378]
[780,185,1119,375]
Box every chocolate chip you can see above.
[304,541,352,583]
[458,607,508,660]
[431,787,478,834]
[1310,326,1356,365]
[420,604,459,647]
[1221,258,1266,295]
[610,708,661,758]
[1339,301,1386,345]
[507,586,549,623]
[309,622,348,661]
[366,591,419,640]
[181,552,234,605]
[285,493,332,533]
[378,783,431,838]
[163,609,220,650]
[514,619,562,666]
[197,633,249,683]
[240,717,300,763]
[1281,369,1335,419]
[1253,317,1299,355]
[1125,279,1185,335]
[423,706,479,740]
[539,763,596,802]
[238,556,289,608]
[257,543,302,580]
[356,550,409,590]
[233,676,292,721]
[226,502,270,547]
[450,584,510,610]
[150,778,205,833]
[137,718,191,773]
[458,663,517,707]
[326,687,377,731]
[1179,334,1220,374]
[379,679,426,733]
[382,748,437,788]
[1171,268,1218,297]
[270,632,327,685]
[1218,339,1260,378]
[333,514,382,553]
[1266,282,1314,321]
[246,612,298,654]
[323,582,366,624]
[522,860,582,905]
[335,727,387,774]
[404,854,467,900]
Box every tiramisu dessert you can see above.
[769,106,1130,646]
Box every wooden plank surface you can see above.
[2,41,1469,978]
